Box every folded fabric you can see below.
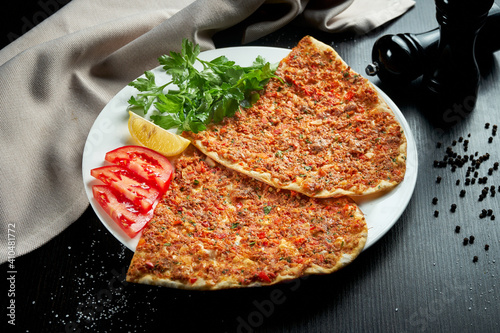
[302,0,416,34]
[0,0,414,263]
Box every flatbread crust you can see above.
[184,36,407,198]
[126,146,367,290]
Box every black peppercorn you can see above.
[450,204,457,212]
[487,209,493,216]
[434,210,439,217]
[463,238,469,245]
[488,137,493,143]
[473,256,478,263]
[436,176,442,184]
[469,236,475,244]
[460,190,466,197]
[455,226,461,233]
[492,215,496,220]
[485,244,489,251]
[456,180,460,186]
[485,123,490,129]
[432,197,438,205]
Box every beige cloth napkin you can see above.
[0,0,414,263]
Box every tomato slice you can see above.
[92,185,154,238]
[105,146,174,192]
[257,271,272,283]
[91,165,160,212]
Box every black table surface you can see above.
[3,1,500,332]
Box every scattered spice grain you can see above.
[450,204,457,212]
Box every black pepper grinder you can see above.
[365,28,440,84]
[422,0,494,122]
[365,3,500,85]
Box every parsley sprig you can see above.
[127,39,279,133]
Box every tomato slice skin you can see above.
[257,271,272,283]
[104,146,174,192]
[92,185,154,238]
[91,165,160,212]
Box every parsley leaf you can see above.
[127,39,279,133]
[127,71,170,114]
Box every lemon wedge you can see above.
[128,111,190,156]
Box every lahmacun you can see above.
[184,36,407,198]
[126,146,367,290]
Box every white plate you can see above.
[82,46,418,252]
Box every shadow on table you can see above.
[375,51,499,131]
